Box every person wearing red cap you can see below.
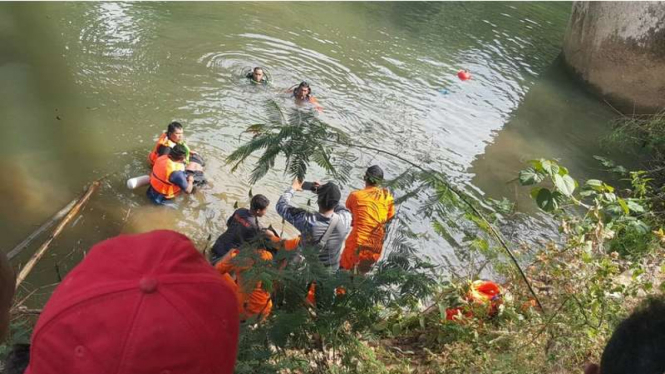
[22,230,239,374]
[340,165,395,274]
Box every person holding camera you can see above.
[275,178,351,270]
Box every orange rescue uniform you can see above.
[215,249,274,321]
[149,155,185,199]
[148,133,176,166]
[340,186,395,271]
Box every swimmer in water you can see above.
[246,67,268,85]
[289,81,322,112]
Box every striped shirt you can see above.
[276,187,351,269]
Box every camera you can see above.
[301,181,318,192]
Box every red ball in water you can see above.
[457,70,471,81]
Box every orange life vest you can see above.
[148,133,176,166]
[149,155,185,199]
[215,249,273,321]
[445,280,503,322]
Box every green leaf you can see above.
[612,165,628,175]
[541,160,559,176]
[617,198,629,214]
[593,155,615,168]
[557,166,569,176]
[626,200,645,213]
[536,188,558,212]
[553,174,576,196]
[585,179,604,191]
[629,220,650,234]
[519,168,545,186]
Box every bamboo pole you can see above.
[7,198,78,260]
[15,180,101,290]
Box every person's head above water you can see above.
[251,67,265,82]
[0,251,15,341]
[585,296,665,374]
[24,230,240,374]
[166,121,184,143]
[294,81,311,101]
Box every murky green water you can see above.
[0,2,636,298]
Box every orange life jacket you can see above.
[149,155,185,199]
[445,280,503,322]
[148,133,176,166]
[215,249,273,321]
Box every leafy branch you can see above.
[226,106,544,311]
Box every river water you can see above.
[0,2,636,299]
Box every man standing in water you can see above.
[210,194,271,264]
[147,144,195,206]
[148,121,206,186]
[340,165,395,274]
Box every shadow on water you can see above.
[0,4,106,248]
[469,56,640,216]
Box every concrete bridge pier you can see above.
[562,2,665,114]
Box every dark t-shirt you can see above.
[211,208,261,258]
[169,171,189,191]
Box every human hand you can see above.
[292,178,304,191]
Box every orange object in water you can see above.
[149,155,185,199]
[148,133,176,166]
[457,70,471,81]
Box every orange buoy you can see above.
[457,70,471,81]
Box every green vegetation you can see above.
[2,108,663,373]
[225,110,663,373]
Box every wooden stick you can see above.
[15,180,101,290]
[7,198,78,260]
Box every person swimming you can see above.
[246,67,268,85]
[290,81,322,111]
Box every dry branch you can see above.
[15,180,101,290]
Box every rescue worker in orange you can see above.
[147,144,195,206]
[148,121,207,187]
[148,122,184,166]
[214,231,280,321]
[340,165,395,274]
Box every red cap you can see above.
[25,230,239,374]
